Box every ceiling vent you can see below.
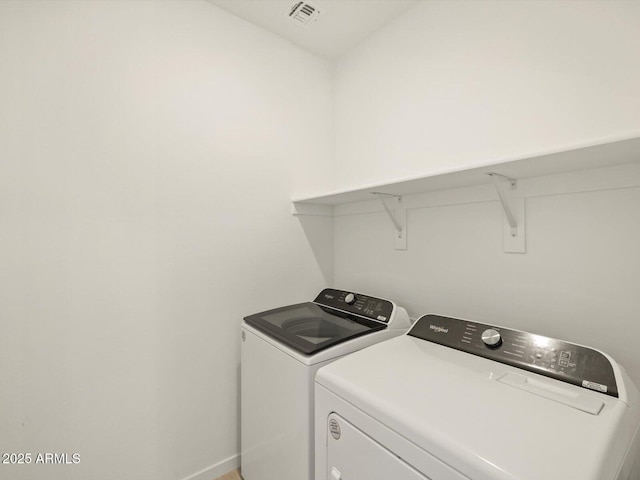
[286,1,324,29]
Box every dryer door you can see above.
[326,413,430,480]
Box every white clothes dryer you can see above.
[315,314,640,480]
[241,288,410,480]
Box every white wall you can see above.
[334,1,640,189]
[0,2,332,480]
[332,1,640,384]
[333,165,640,384]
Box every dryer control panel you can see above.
[409,314,619,398]
[314,289,393,324]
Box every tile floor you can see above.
[214,469,241,480]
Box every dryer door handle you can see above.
[331,467,342,480]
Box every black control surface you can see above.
[409,314,618,398]
[314,288,393,324]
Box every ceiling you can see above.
[206,0,418,59]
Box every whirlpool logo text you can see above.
[429,325,449,334]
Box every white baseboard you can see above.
[182,454,240,480]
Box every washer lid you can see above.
[244,302,386,355]
[316,335,640,480]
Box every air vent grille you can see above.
[286,1,323,29]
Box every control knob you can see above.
[344,293,356,305]
[481,328,502,348]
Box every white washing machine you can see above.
[241,288,410,480]
[316,314,640,480]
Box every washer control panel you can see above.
[314,288,393,323]
[409,314,618,397]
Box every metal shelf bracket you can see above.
[487,173,518,236]
[486,172,526,253]
[372,192,407,250]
